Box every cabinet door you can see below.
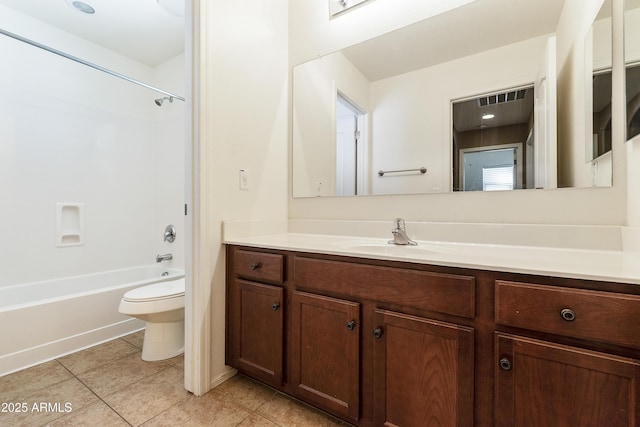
[373,309,474,427]
[290,291,360,421]
[495,333,640,427]
[229,280,284,387]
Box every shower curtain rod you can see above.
[0,27,186,102]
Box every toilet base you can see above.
[141,320,185,361]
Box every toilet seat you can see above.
[123,278,185,302]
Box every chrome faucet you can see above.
[156,253,173,263]
[388,218,417,246]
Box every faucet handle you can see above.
[164,225,176,243]
[393,218,406,230]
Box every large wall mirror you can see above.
[627,0,640,141]
[292,0,615,198]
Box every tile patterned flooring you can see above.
[0,331,349,426]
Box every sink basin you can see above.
[340,242,453,256]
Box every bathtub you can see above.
[0,266,185,376]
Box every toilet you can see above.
[118,278,185,361]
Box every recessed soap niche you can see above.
[56,203,85,247]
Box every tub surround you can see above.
[0,267,185,377]
[222,220,640,285]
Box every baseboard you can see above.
[209,367,237,390]
[0,318,144,377]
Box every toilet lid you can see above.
[123,278,185,302]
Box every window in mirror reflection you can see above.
[452,86,534,192]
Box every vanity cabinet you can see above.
[226,245,640,427]
[290,291,360,421]
[372,309,474,427]
[227,250,285,387]
[494,280,640,426]
[495,333,640,427]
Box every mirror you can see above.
[452,86,535,192]
[627,0,640,141]
[292,0,615,198]
[584,1,613,193]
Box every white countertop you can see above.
[223,232,640,285]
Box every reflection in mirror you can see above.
[588,1,613,163]
[627,0,640,141]
[292,0,616,198]
[452,86,535,192]
[336,93,367,196]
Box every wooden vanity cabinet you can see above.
[495,333,640,427]
[226,245,640,427]
[372,309,475,427]
[290,291,361,421]
[226,249,285,387]
[495,280,640,427]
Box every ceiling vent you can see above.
[477,89,527,107]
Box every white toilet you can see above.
[118,278,185,361]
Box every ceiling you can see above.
[0,0,184,67]
[336,0,566,132]
[453,87,534,133]
[342,0,566,82]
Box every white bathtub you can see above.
[0,266,185,376]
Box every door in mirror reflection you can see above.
[336,94,367,196]
[452,86,534,192]
[461,147,520,192]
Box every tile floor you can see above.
[0,331,350,426]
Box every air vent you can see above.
[477,89,527,107]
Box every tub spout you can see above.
[156,253,173,263]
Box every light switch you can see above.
[239,169,250,190]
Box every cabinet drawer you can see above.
[294,257,475,318]
[496,280,640,348]
[233,249,284,283]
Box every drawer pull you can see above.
[250,262,261,270]
[272,303,280,311]
[560,308,576,322]
[346,320,356,331]
[373,328,384,339]
[499,358,512,371]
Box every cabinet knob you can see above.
[499,358,512,371]
[250,262,261,270]
[560,308,576,322]
[272,303,280,311]
[373,328,384,339]
[346,320,356,331]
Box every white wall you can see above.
[292,51,370,197]
[195,0,289,390]
[369,36,547,195]
[152,54,186,268]
[626,3,640,226]
[288,0,627,226]
[556,0,612,188]
[0,6,185,286]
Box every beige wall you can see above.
[288,0,628,226]
[194,0,289,392]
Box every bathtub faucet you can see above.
[156,253,173,263]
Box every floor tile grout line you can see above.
[93,364,189,427]
[54,359,134,427]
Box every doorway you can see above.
[460,144,523,191]
[336,93,366,196]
